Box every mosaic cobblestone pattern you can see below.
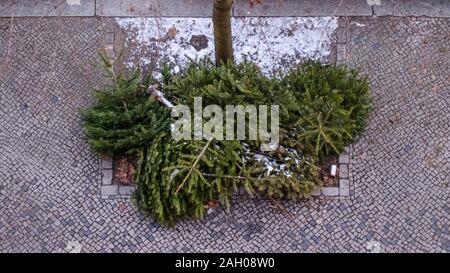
[0,17,449,253]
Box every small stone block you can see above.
[104,44,114,58]
[234,0,372,16]
[0,0,95,17]
[338,17,347,28]
[339,179,350,197]
[119,186,135,195]
[336,28,346,43]
[339,164,349,178]
[101,157,113,169]
[102,169,113,185]
[367,0,381,5]
[344,146,350,154]
[321,187,339,196]
[96,0,214,17]
[103,22,114,33]
[104,32,114,44]
[339,153,350,164]
[311,188,321,197]
[336,45,347,61]
[101,185,118,196]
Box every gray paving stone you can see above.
[310,188,321,197]
[374,0,450,17]
[119,186,135,195]
[336,59,346,66]
[101,157,113,169]
[339,179,350,197]
[104,44,114,58]
[339,164,349,178]
[336,44,347,62]
[339,153,349,164]
[0,0,95,17]
[234,0,373,17]
[336,28,346,44]
[102,170,113,185]
[101,185,118,196]
[321,187,339,196]
[96,0,214,17]
[104,32,114,45]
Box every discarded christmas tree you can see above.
[81,9,370,225]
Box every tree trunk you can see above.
[212,0,233,65]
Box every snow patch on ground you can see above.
[116,17,337,76]
[352,21,366,27]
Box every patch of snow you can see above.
[367,241,382,253]
[252,152,293,177]
[66,0,81,5]
[116,17,337,76]
[169,168,179,180]
[65,240,82,253]
[352,22,366,27]
[253,153,278,176]
[366,0,381,6]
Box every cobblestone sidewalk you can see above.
[0,16,449,252]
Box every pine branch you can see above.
[201,173,284,182]
[266,194,296,221]
[175,138,213,194]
